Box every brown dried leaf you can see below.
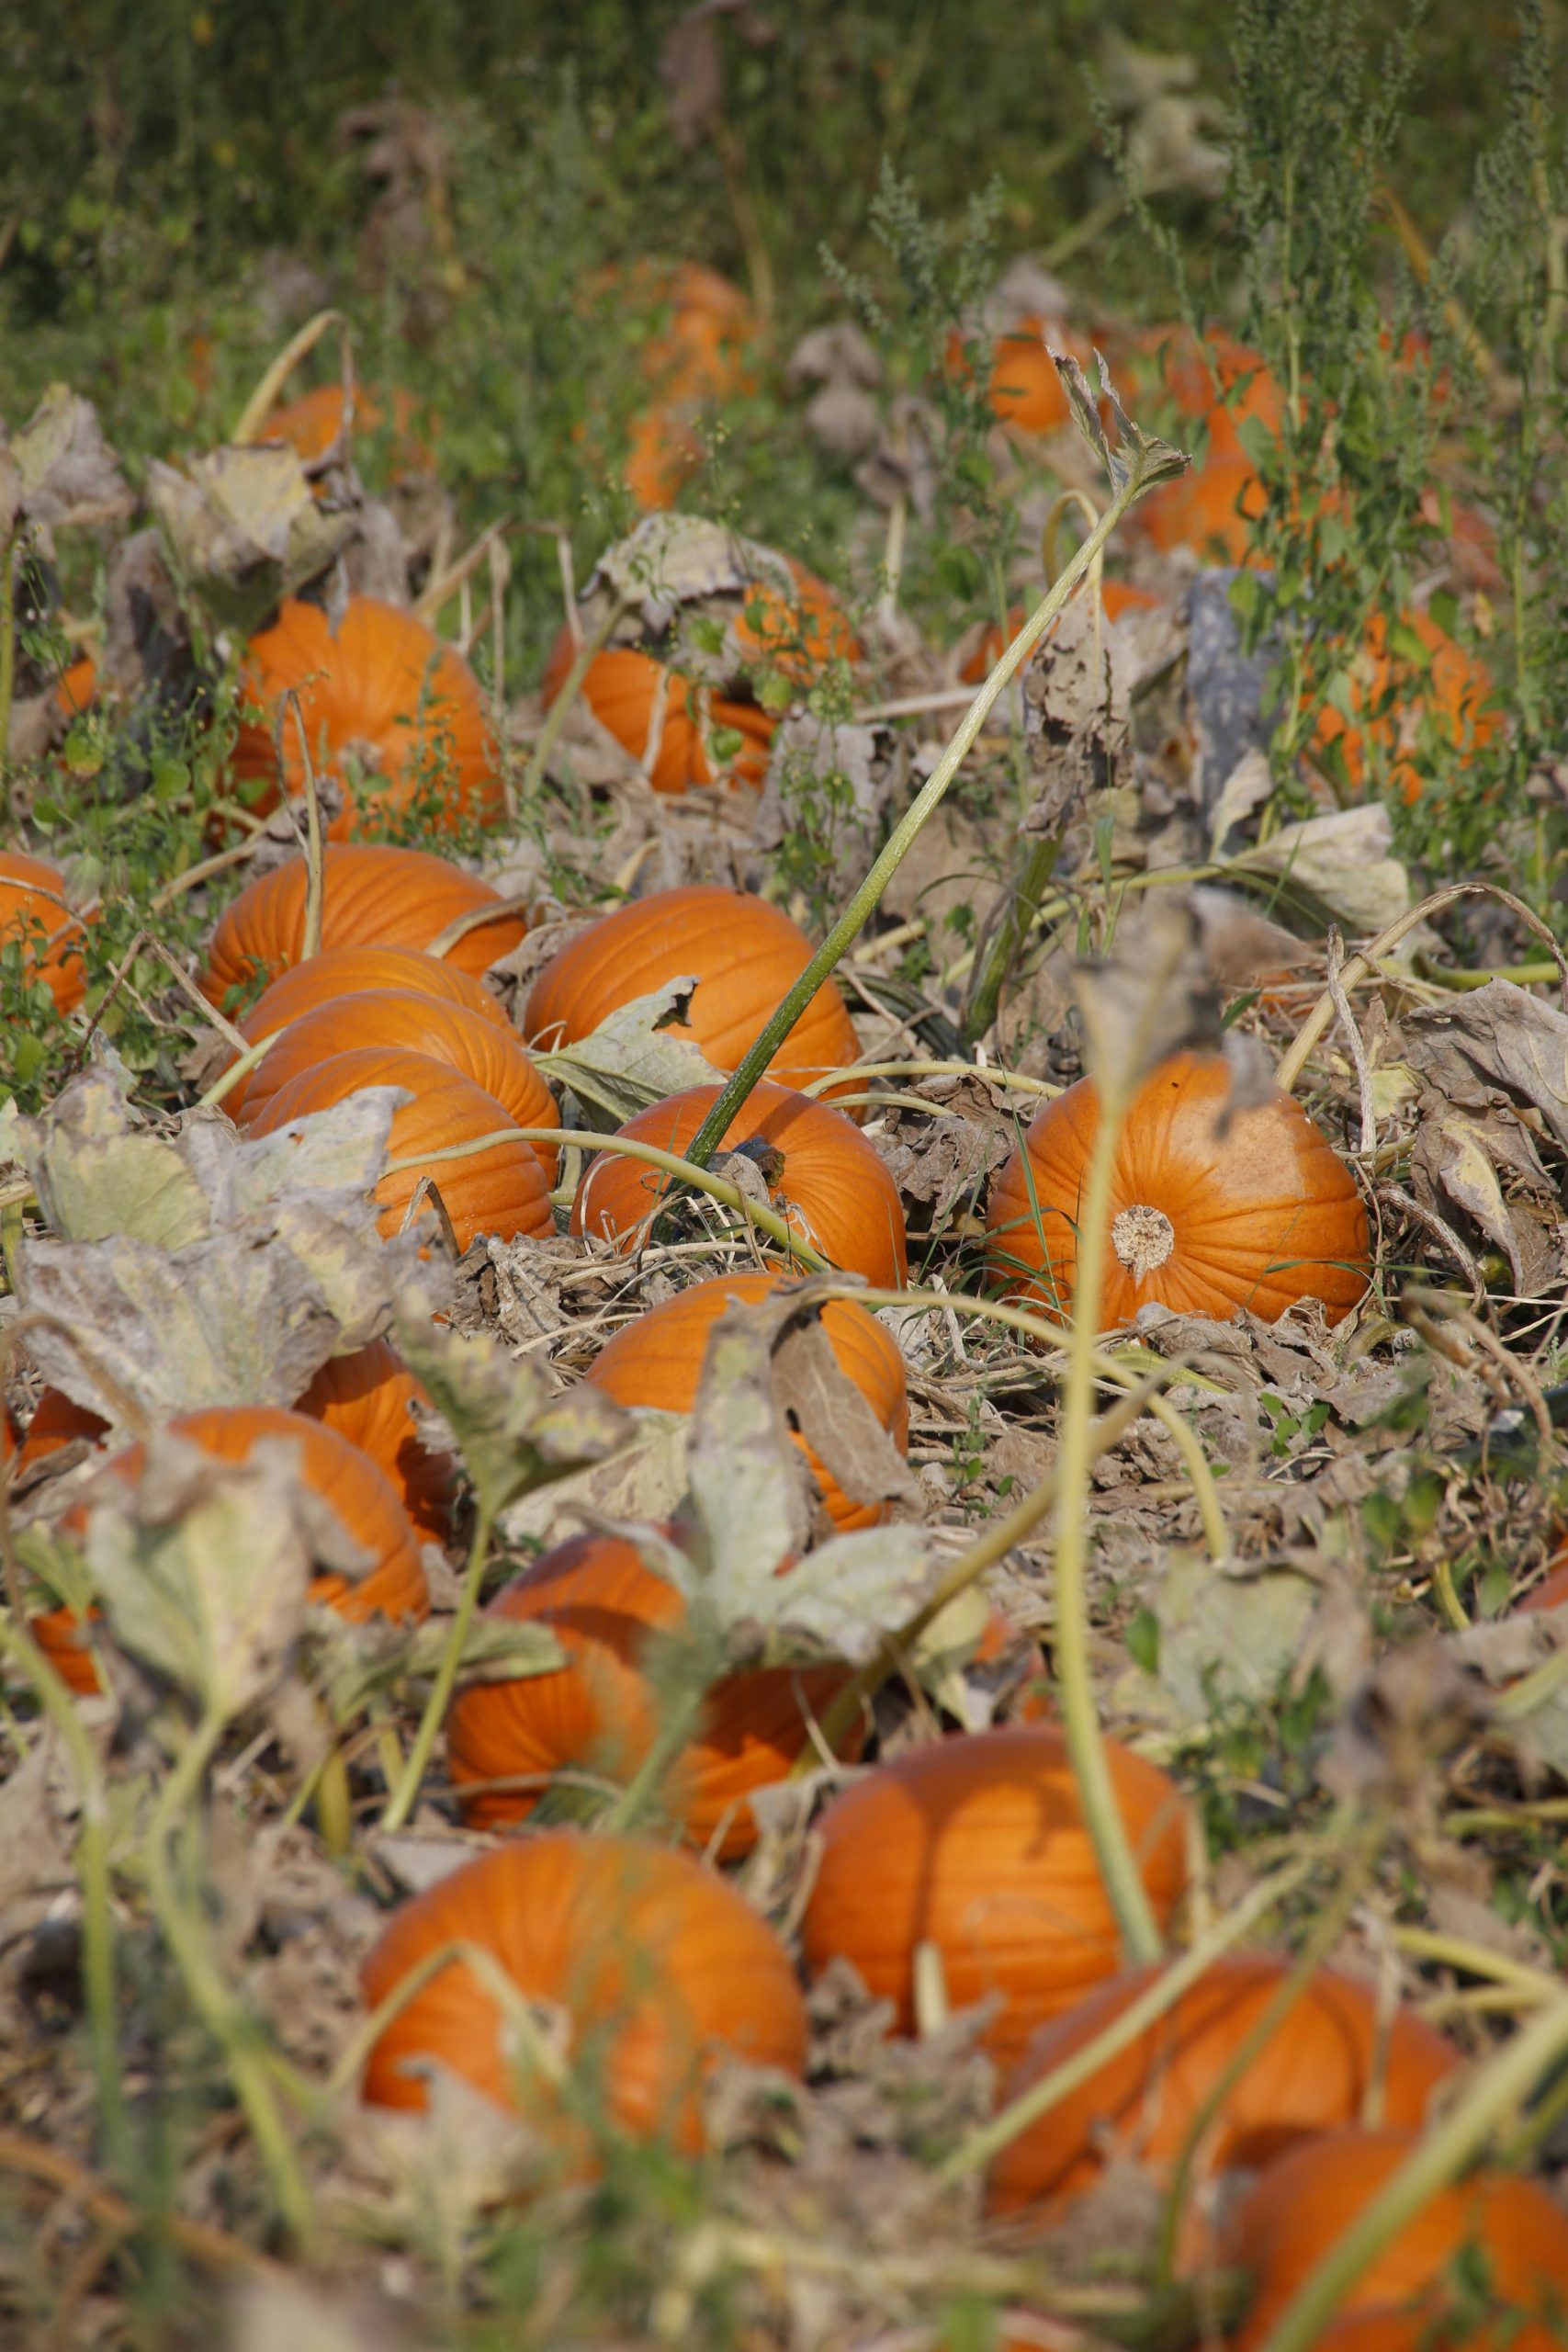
[1403,978,1568,1153]
[148,444,355,635]
[772,1315,920,1516]
[7,384,132,529]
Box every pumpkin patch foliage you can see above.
[5,6,1568,2348]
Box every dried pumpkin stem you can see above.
[937,1849,1319,2184]
[380,1499,497,1835]
[681,442,1173,1174]
[1256,1991,1568,2352]
[231,307,348,446]
[0,1617,131,2180]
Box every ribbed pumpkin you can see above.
[983,318,1095,435]
[222,943,510,1114]
[799,1725,1190,2065]
[570,1080,906,1285]
[1134,455,1267,562]
[728,557,863,683]
[583,1271,908,1532]
[248,1048,553,1251]
[524,887,860,1099]
[359,1833,807,2152]
[986,1051,1371,1329]
[295,1339,455,1544]
[446,1532,858,1857]
[542,638,775,794]
[263,383,432,472]
[1312,606,1498,807]
[0,851,92,1012]
[55,1404,427,1625]
[959,583,1162,684]
[237,990,559,1180]
[1223,2130,1568,2352]
[987,1958,1460,2224]
[229,597,502,839]
[200,844,525,1006]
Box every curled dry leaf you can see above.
[390,1301,633,1518]
[1225,803,1413,940]
[148,443,356,636]
[1069,888,1224,1100]
[4,383,133,531]
[533,979,727,1129]
[12,1075,412,1422]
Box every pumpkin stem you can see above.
[1111,1204,1176,1279]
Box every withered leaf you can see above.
[772,1315,919,1515]
[1227,804,1413,939]
[534,979,726,1129]
[1403,978,1568,1153]
[1409,1089,1560,1295]
[7,384,132,530]
[148,444,355,636]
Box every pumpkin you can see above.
[800,1725,1190,2064]
[53,653,97,718]
[221,943,510,1114]
[236,990,559,1180]
[46,1404,427,1632]
[359,1831,807,2153]
[28,1603,104,1695]
[1137,324,1283,459]
[728,557,862,683]
[541,638,775,794]
[624,405,706,510]
[229,596,503,839]
[959,583,1162,684]
[1521,1555,1568,1615]
[635,261,757,404]
[583,1270,908,1532]
[570,1080,906,1285]
[1134,455,1267,563]
[263,383,433,473]
[295,1339,455,1544]
[1223,2129,1568,2352]
[446,1531,858,1856]
[987,1957,1460,2225]
[524,886,860,1100]
[200,844,525,1006]
[0,851,93,1012]
[983,318,1095,435]
[1312,607,1497,807]
[248,1048,554,1252]
[17,1387,109,1474]
[985,1051,1371,1329]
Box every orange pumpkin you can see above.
[987,1957,1460,2225]
[542,637,775,794]
[524,886,860,1100]
[294,1338,455,1544]
[446,1531,858,1857]
[1134,455,1267,562]
[985,1051,1371,1329]
[634,260,757,404]
[800,1724,1190,2065]
[248,1047,554,1252]
[221,943,509,1114]
[51,1404,427,1628]
[200,844,525,1006]
[359,1832,807,2152]
[0,851,93,1012]
[28,1603,104,1695]
[728,558,863,683]
[983,318,1095,435]
[570,1080,906,1286]
[16,1387,109,1474]
[959,583,1162,684]
[1521,1555,1568,1615]
[583,1270,908,1532]
[53,653,98,718]
[1312,606,1497,807]
[1223,2129,1568,2352]
[1136,324,1283,460]
[623,405,706,510]
[230,596,503,839]
[236,989,559,1180]
[263,383,433,473]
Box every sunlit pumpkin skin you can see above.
[583,1271,908,1532]
[230,597,503,840]
[986,1051,1371,1329]
[236,989,559,1181]
[542,639,775,794]
[1134,455,1267,563]
[1136,324,1283,459]
[1312,607,1498,807]
[359,1832,807,2153]
[1521,1555,1568,1614]
[200,844,525,1006]
[570,1080,906,1286]
[623,405,705,509]
[728,558,862,683]
[16,1387,109,1475]
[75,1405,428,1624]
[248,1048,554,1251]
[959,583,1162,684]
[294,1339,455,1544]
[222,943,510,1114]
[987,1958,1460,2224]
[28,1603,104,1695]
[446,1532,858,1857]
[263,383,433,473]
[0,851,93,1012]
[1224,2129,1568,2352]
[800,1725,1190,2066]
[524,886,860,1100]
[635,260,757,403]
[53,654,97,718]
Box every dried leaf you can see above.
[1227,805,1413,940]
[7,385,132,529]
[1403,978,1568,1154]
[771,1316,919,1515]
[1055,350,1188,501]
[1119,1550,1320,1728]
[499,1408,693,1547]
[534,980,728,1129]
[1410,1091,1559,1295]
[1071,888,1224,1097]
[686,1294,812,1582]
[148,444,355,635]
[391,1306,632,1518]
